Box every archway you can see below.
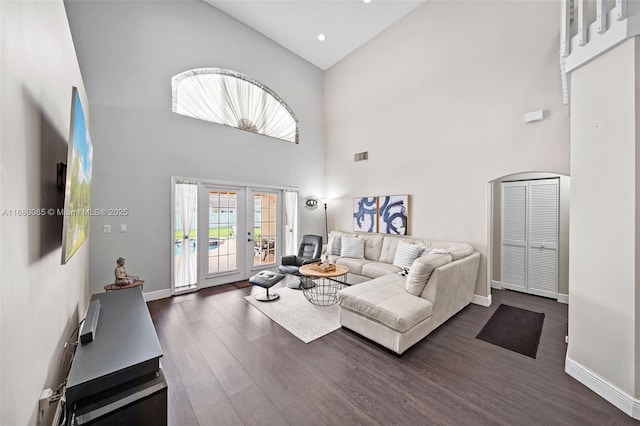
[487,171,570,303]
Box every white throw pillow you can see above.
[420,245,433,256]
[393,241,421,269]
[430,248,449,255]
[340,236,365,259]
[447,243,474,260]
[405,253,453,296]
[327,235,341,256]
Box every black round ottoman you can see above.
[249,271,285,302]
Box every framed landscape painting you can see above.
[61,87,93,264]
[378,195,409,235]
[353,197,377,232]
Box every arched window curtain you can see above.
[283,189,299,255]
[171,68,299,143]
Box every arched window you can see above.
[171,68,299,143]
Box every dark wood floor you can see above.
[147,282,638,425]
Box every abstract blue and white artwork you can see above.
[378,195,409,235]
[353,197,377,232]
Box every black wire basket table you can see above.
[299,264,349,306]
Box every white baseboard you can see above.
[565,357,640,420]
[492,281,569,304]
[143,289,171,302]
[472,294,492,307]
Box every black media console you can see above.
[65,287,167,425]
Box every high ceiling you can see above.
[204,0,425,70]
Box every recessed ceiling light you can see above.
[318,34,326,41]
[363,0,372,3]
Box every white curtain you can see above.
[176,182,198,289]
[284,189,298,255]
[172,68,298,143]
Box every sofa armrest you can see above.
[420,252,480,330]
[281,255,298,266]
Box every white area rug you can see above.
[244,287,340,343]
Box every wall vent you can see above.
[354,151,368,162]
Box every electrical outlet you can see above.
[103,225,111,234]
[120,224,127,233]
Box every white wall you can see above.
[65,1,325,296]
[0,2,90,424]
[568,38,637,398]
[324,0,569,298]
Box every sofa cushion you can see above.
[447,243,474,261]
[362,234,384,261]
[341,236,365,258]
[327,235,342,256]
[379,237,401,264]
[405,253,453,296]
[336,257,373,275]
[361,262,402,279]
[392,241,421,269]
[338,275,433,333]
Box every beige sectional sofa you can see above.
[327,231,480,354]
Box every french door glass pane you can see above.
[208,190,238,274]
[253,193,277,266]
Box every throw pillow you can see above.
[405,253,453,296]
[340,236,365,259]
[430,248,449,255]
[447,243,474,261]
[327,235,341,256]
[420,245,434,256]
[393,241,421,269]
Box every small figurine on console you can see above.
[115,257,140,286]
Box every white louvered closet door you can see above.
[501,178,559,298]
[527,179,559,298]
[501,182,528,292]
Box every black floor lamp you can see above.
[322,199,329,240]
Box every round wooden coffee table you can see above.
[298,264,349,306]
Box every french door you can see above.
[199,185,246,287]
[172,179,284,293]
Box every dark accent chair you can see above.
[279,234,323,279]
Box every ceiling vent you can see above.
[354,151,368,162]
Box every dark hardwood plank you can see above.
[148,287,639,426]
[228,384,289,426]
[186,320,255,397]
[163,369,200,426]
[155,316,214,388]
[184,377,243,426]
[213,324,298,411]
